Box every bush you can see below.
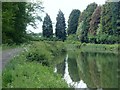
[26,41,66,66]
[26,42,53,66]
[67,34,78,42]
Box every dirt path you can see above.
[0,48,23,69]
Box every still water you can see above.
[54,51,119,88]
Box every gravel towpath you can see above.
[0,48,23,69]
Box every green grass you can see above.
[65,41,119,54]
[2,40,119,88]
[80,43,119,54]
[2,41,68,88]
[2,42,30,50]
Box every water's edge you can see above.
[54,54,87,88]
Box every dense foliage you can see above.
[2,1,119,88]
[88,6,101,43]
[77,1,120,44]
[42,13,53,38]
[67,9,80,35]
[80,3,97,43]
[96,2,120,44]
[2,1,119,44]
[2,2,43,44]
[55,10,66,41]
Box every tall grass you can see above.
[2,41,68,88]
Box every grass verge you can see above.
[2,41,68,88]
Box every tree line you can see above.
[42,1,120,44]
[42,10,67,41]
[42,9,80,41]
[2,1,120,44]
[77,1,120,44]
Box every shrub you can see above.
[26,41,66,66]
[67,34,78,42]
[26,42,53,66]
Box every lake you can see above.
[54,50,119,89]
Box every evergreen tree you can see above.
[67,9,80,35]
[97,1,120,44]
[88,6,101,43]
[117,2,120,39]
[76,22,83,40]
[42,13,53,38]
[79,10,86,23]
[80,2,97,43]
[111,2,120,43]
[89,6,101,36]
[112,2,120,36]
[100,2,113,35]
[55,10,66,41]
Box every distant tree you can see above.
[112,2,120,36]
[76,10,86,41]
[117,2,120,40]
[42,13,53,38]
[96,1,120,44]
[79,10,86,23]
[89,6,101,36]
[88,6,101,43]
[111,2,120,43]
[100,2,113,35]
[55,10,66,41]
[67,9,80,35]
[80,2,97,43]
[76,22,83,40]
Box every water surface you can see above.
[55,51,119,88]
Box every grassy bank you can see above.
[2,41,68,88]
[66,41,119,54]
[2,41,119,88]
[80,43,119,54]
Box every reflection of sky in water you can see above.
[54,52,118,88]
[55,54,87,88]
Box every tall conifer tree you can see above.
[42,13,53,38]
[67,9,80,35]
[80,2,97,43]
[55,10,66,41]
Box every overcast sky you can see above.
[27,0,106,33]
